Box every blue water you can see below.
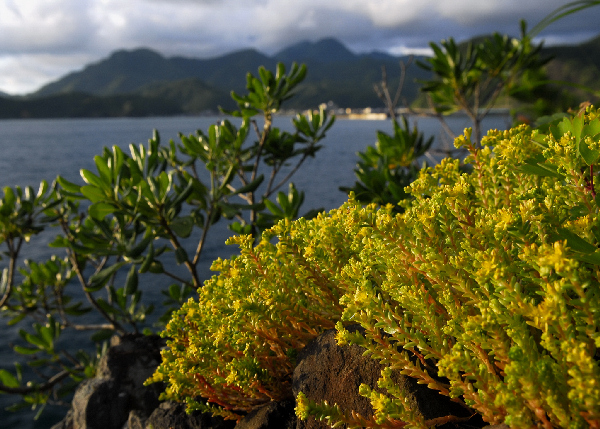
[0,113,511,428]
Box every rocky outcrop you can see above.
[235,399,296,429]
[51,334,232,429]
[143,401,235,429]
[51,334,165,429]
[292,325,475,428]
[54,327,492,429]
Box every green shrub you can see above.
[153,107,600,428]
[304,107,600,428]
[147,202,378,420]
[0,62,335,416]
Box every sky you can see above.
[1,0,600,96]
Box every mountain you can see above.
[543,35,600,101]
[274,38,356,64]
[0,92,182,118]
[33,47,276,100]
[136,78,236,113]
[11,35,600,119]
[24,39,424,117]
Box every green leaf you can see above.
[576,251,600,265]
[94,155,112,183]
[229,222,252,235]
[91,329,114,343]
[80,169,105,189]
[579,138,600,166]
[124,265,138,295]
[139,243,155,274]
[175,247,189,265]
[217,202,240,219]
[88,202,115,221]
[234,175,264,195]
[219,165,236,193]
[63,303,91,316]
[23,332,48,350]
[88,262,126,291]
[0,369,19,388]
[39,326,55,350]
[556,228,597,253]
[2,187,15,213]
[517,155,564,179]
[8,312,27,326]
[80,185,106,203]
[13,345,39,355]
[127,234,153,259]
[170,216,194,238]
[264,199,285,218]
[171,179,195,208]
[57,176,82,193]
[96,298,119,316]
[148,261,164,274]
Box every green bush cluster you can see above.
[147,201,378,419]
[0,62,336,415]
[152,107,600,427]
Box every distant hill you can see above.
[19,39,425,118]
[3,35,600,119]
[0,92,182,118]
[274,38,357,64]
[543,35,600,101]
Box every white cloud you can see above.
[0,53,93,95]
[0,0,600,95]
[0,0,95,55]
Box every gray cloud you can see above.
[1,0,599,94]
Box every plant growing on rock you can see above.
[147,201,378,420]
[301,107,600,428]
[0,62,334,417]
[154,106,600,428]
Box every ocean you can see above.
[0,113,511,428]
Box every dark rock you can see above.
[71,378,129,429]
[52,328,495,429]
[99,333,165,417]
[235,398,296,429]
[144,401,236,429]
[52,334,166,429]
[292,325,472,429]
[126,410,146,429]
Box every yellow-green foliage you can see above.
[152,108,600,428]
[148,203,378,420]
[331,113,600,427]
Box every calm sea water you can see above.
[0,113,511,428]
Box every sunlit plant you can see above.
[0,62,334,416]
[154,107,600,428]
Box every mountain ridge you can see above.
[18,38,424,116]
[32,39,406,98]
[1,35,599,118]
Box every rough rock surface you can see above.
[234,398,296,429]
[143,401,236,429]
[292,325,474,429]
[54,328,497,429]
[51,334,236,429]
[51,334,165,429]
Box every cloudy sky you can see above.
[1,0,599,95]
